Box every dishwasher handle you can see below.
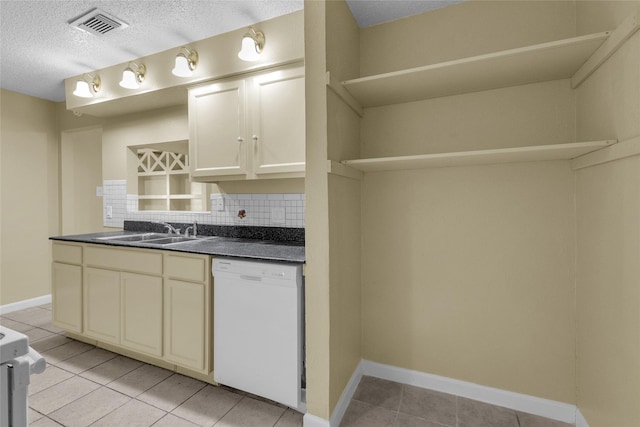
[239,274,263,282]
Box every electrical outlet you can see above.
[96,186,103,197]
[211,196,225,211]
[105,206,113,219]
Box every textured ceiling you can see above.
[345,0,466,27]
[0,0,464,102]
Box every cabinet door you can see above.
[121,273,163,357]
[52,262,82,333]
[84,267,120,344]
[189,79,247,179]
[251,67,305,176]
[164,279,208,372]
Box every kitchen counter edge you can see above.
[50,232,305,264]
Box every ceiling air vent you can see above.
[69,8,129,36]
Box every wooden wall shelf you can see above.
[341,140,617,173]
[342,32,610,108]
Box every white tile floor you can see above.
[1,304,302,427]
[3,304,575,427]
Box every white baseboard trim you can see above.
[302,413,330,427]
[303,359,577,426]
[329,360,364,426]
[0,294,51,315]
[360,360,577,425]
[303,360,364,427]
[576,409,590,427]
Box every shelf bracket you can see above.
[572,136,639,170]
[326,71,364,117]
[572,5,640,88]
[327,160,363,180]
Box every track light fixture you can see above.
[73,73,101,98]
[172,47,198,77]
[119,62,146,89]
[238,26,265,62]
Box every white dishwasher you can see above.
[213,258,304,410]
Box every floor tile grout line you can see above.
[212,395,247,426]
[42,343,97,365]
[82,388,138,427]
[31,375,101,419]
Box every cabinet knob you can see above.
[236,137,244,143]
[252,135,258,141]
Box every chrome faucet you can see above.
[184,223,198,238]
[154,221,181,235]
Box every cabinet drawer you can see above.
[85,245,162,275]
[52,243,82,264]
[165,254,209,283]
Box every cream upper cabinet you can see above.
[189,79,247,180]
[188,65,305,182]
[250,66,306,177]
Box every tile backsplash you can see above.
[103,180,305,229]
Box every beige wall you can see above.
[574,2,640,426]
[304,0,332,418]
[361,79,575,158]
[101,105,188,181]
[362,162,576,402]
[358,0,579,404]
[303,0,363,419]
[0,89,59,305]
[61,127,105,234]
[325,0,362,415]
[359,0,575,77]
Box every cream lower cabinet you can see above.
[164,253,211,374]
[51,242,211,375]
[84,267,121,344]
[121,272,163,357]
[84,268,163,355]
[52,243,83,333]
[188,65,305,182]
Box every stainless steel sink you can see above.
[97,232,213,247]
[97,233,168,242]
[142,236,200,246]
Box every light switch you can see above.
[271,207,285,224]
[96,186,103,197]
[106,206,113,219]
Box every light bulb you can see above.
[238,36,260,62]
[172,54,192,77]
[73,80,93,98]
[119,68,139,89]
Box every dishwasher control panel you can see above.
[213,258,299,281]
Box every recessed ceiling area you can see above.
[0,0,464,103]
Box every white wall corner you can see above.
[360,360,577,425]
[329,360,364,426]
[0,294,52,315]
[576,409,590,427]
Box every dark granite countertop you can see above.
[50,221,305,264]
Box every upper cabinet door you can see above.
[250,67,305,177]
[189,79,247,180]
